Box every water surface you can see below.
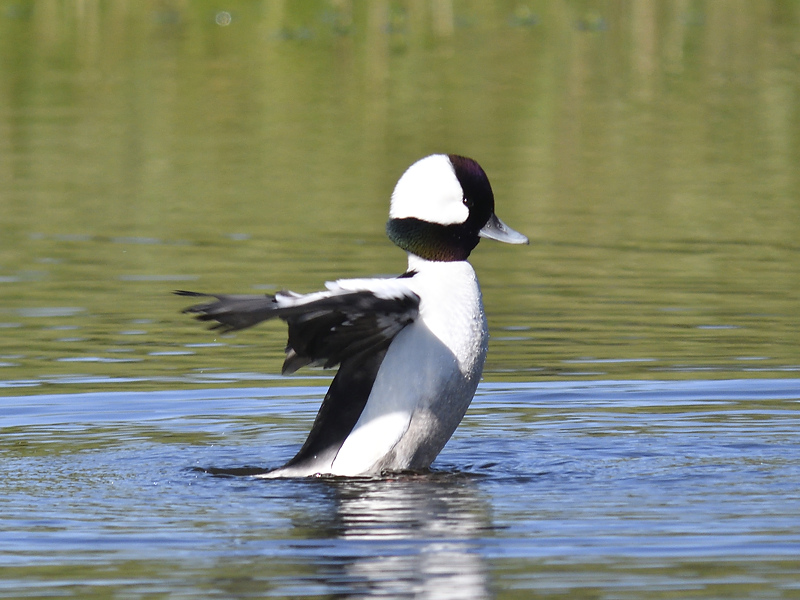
[1,1,798,387]
[2,2,800,598]
[2,380,800,598]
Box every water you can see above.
[2,380,800,598]
[1,1,799,387]
[2,1,800,597]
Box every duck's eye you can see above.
[462,196,471,207]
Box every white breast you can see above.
[329,257,488,476]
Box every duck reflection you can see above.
[303,473,493,599]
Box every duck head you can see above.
[386,154,528,261]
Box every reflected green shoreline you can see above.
[1,1,799,392]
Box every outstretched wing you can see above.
[176,278,420,375]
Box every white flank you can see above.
[329,257,488,476]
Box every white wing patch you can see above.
[326,277,417,300]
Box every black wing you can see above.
[175,283,420,375]
[280,348,389,472]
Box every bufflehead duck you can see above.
[177,154,527,477]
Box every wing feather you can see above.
[175,281,420,374]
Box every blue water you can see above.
[2,379,799,598]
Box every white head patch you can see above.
[389,154,469,225]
